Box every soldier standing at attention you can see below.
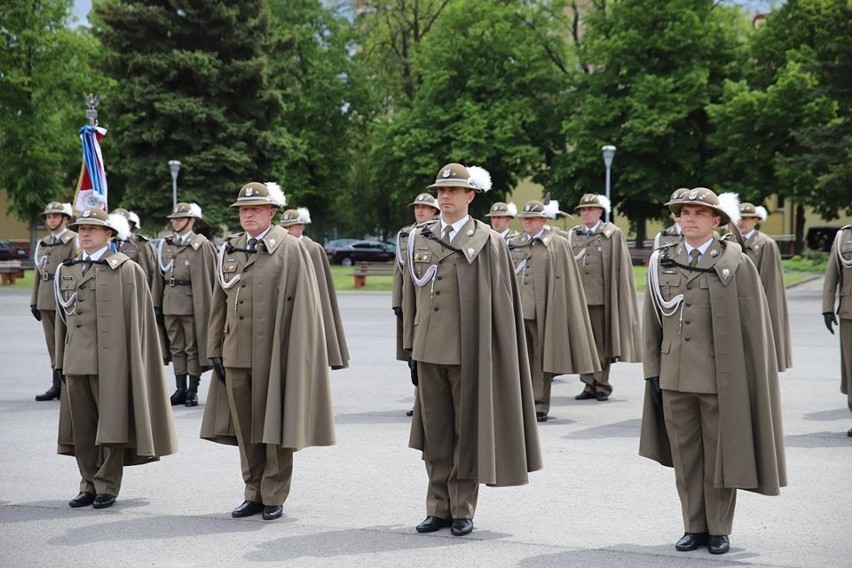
[402,163,541,537]
[736,201,792,372]
[156,202,217,407]
[485,202,518,241]
[508,200,599,422]
[822,225,852,436]
[393,193,439,416]
[279,205,350,370]
[640,187,786,555]
[200,182,335,522]
[54,208,177,510]
[31,202,77,401]
[568,194,642,401]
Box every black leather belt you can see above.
[168,278,191,286]
[42,272,54,281]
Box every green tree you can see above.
[0,0,99,228]
[91,0,292,232]
[547,0,750,245]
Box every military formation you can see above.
[24,167,848,556]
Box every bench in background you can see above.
[351,261,395,288]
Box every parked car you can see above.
[326,239,395,266]
[0,240,28,261]
[805,226,842,252]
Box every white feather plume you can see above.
[596,194,612,215]
[717,192,741,225]
[264,181,287,207]
[543,200,560,219]
[108,212,132,241]
[127,211,141,228]
[466,166,492,192]
[298,207,312,224]
[189,203,203,219]
[755,205,768,221]
[506,202,518,217]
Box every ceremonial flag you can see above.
[72,124,108,213]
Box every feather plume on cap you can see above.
[298,207,312,224]
[127,211,141,228]
[755,205,768,221]
[543,200,560,219]
[264,182,287,207]
[108,212,132,241]
[189,203,203,219]
[717,192,741,225]
[506,202,518,217]
[596,194,612,215]
[466,166,492,192]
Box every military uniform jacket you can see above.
[118,234,158,293]
[201,226,335,451]
[823,226,852,320]
[31,230,77,310]
[508,227,600,375]
[393,223,416,361]
[302,235,349,369]
[156,232,217,367]
[640,238,786,495]
[744,230,792,371]
[54,251,177,464]
[568,222,643,362]
[402,218,542,486]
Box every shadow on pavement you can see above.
[563,419,642,440]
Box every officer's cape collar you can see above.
[258,225,288,254]
[673,238,741,287]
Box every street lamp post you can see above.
[168,160,181,210]
[601,145,616,223]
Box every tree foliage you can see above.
[0,0,99,224]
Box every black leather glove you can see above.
[648,377,662,409]
[211,357,226,384]
[30,305,41,322]
[405,350,418,387]
[824,312,837,335]
[392,307,403,320]
[154,306,165,325]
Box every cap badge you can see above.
[83,210,91,218]
[688,190,699,200]
[442,168,451,178]
[246,187,254,197]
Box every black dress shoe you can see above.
[68,492,95,508]
[847,426,852,437]
[535,412,548,423]
[262,505,283,520]
[451,518,474,536]
[231,500,264,518]
[708,535,730,554]
[675,532,708,551]
[406,409,414,417]
[415,516,452,533]
[595,392,610,401]
[92,494,116,509]
[574,390,595,400]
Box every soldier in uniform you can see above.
[653,188,689,249]
[508,200,599,422]
[156,202,217,407]
[568,194,642,401]
[279,206,349,370]
[485,202,518,241]
[200,182,335,522]
[736,202,792,372]
[54,208,177,509]
[640,187,786,555]
[393,193,440,416]
[111,208,159,294]
[402,163,541,537]
[822,225,852,436]
[31,202,77,401]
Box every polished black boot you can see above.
[170,374,187,405]
[185,375,200,407]
[35,370,61,401]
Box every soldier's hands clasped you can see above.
[648,377,662,409]
[30,305,41,322]
[393,307,403,320]
[211,357,226,384]
[405,350,418,387]
[823,312,837,335]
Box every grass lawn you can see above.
[2,260,821,296]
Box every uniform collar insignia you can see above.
[467,248,475,258]
[268,238,275,246]
[466,229,474,236]
[710,248,718,257]
[721,267,731,280]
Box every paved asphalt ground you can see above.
[0,277,848,568]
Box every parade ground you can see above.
[0,278,848,568]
